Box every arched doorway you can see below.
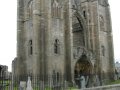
[74,55,92,88]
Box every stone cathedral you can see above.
[13,0,115,87]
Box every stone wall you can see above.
[16,0,115,85]
[81,84,120,90]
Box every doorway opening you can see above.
[74,55,92,87]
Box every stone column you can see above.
[32,0,41,76]
[64,0,73,81]
[32,0,47,81]
[17,0,27,76]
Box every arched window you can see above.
[52,0,61,18]
[101,45,105,56]
[72,16,85,47]
[28,1,33,19]
[99,16,104,31]
[29,40,33,55]
[54,39,60,54]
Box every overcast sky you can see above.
[0,0,120,71]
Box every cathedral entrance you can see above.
[74,55,92,88]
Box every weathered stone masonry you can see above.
[13,0,115,87]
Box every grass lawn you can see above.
[3,85,77,90]
[68,87,77,90]
[107,80,120,85]
[1,80,77,90]
[33,87,77,90]
[4,86,18,90]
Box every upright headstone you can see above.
[19,81,26,90]
[26,76,33,90]
[80,76,86,88]
[95,75,100,86]
[72,80,76,87]
[64,80,68,90]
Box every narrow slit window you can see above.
[29,40,33,55]
[101,45,105,56]
[54,39,60,54]
[83,11,86,19]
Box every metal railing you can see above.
[0,73,113,90]
[0,75,76,90]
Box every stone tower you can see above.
[15,0,115,86]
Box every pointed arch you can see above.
[74,55,93,87]
[52,0,61,18]
[72,11,87,47]
[28,0,33,19]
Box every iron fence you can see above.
[0,75,77,90]
[0,73,113,90]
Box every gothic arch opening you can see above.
[74,55,92,87]
[72,15,85,48]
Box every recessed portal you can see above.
[74,55,92,88]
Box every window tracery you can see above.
[28,1,33,19]
[51,0,61,18]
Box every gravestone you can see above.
[19,81,26,90]
[95,75,100,86]
[26,77,33,90]
[64,80,68,90]
[80,75,86,88]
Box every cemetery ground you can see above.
[1,76,120,90]
[107,79,120,85]
[0,76,78,90]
